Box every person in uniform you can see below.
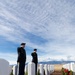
[31,49,38,75]
[17,43,26,75]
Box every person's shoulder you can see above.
[17,47,21,50]
[31,52,34,54]
[31,52,34,55]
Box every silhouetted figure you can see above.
[31,49,38,75]
[17,43,26,75]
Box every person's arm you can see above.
[25,50,26,63]
[31,52,34,62]
[31,52,33,56]
[17,47,21,63]
[37,54,38,63]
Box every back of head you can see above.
[21,43,26,45]
[34,49,37,51]
[20,43,26,48]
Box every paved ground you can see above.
[50,70,62,75]
[50,64,62,75]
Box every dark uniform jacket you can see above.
[31,52,38,64]
[17,47,26,63]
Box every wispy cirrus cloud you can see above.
[0,0,75,64]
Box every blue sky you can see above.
[0,0,75,64]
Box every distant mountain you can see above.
[12,60,75,66]
[39,60,75,64]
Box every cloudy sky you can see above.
[0,0,75,64]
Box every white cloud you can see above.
[0,52,32,65]
[38,54,75,62]
[0,0,75,64]
[0,52,75,65]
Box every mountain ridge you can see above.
[39,60,75,64]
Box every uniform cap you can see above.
[21,43,26,45]
[34,49,37,51]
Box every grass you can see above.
[10,71,13,75]
[10,71,40,75]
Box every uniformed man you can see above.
[31,49,38,75]
[17,43,26,75]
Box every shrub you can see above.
[69,70,73,75]
[10,71,13,75]
[37,69,40,75]
[62,68,65,75]
[25,71,28,75]
[62,68,73,75]
[25,70,41,75]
